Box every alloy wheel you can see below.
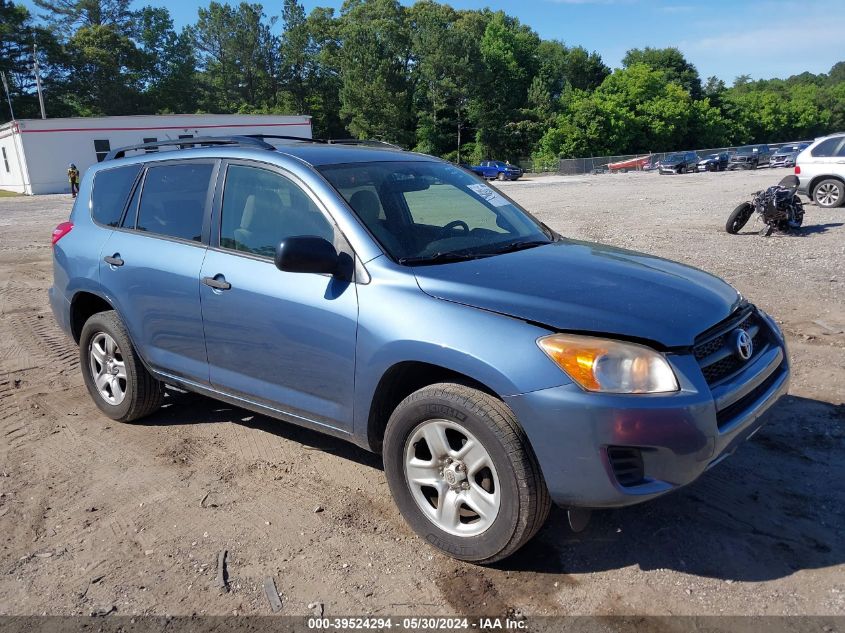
[815,183,841,207]
[403,419,501,537]
[88,332,127,405]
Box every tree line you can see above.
[2,0,843,165]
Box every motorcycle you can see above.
[726,175,805,236]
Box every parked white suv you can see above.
[795,132,845,208]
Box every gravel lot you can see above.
[0,169,842,618]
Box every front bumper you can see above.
[505,341,789,509]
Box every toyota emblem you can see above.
[732,329,754,361]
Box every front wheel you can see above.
[726,202,754,234]
[80,311,164,422]
[497,172,506,181]
[383,383,550,564]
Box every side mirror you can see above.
[275,236,339,275]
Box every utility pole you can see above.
[32,37,46,119]
[1,72,14,120]
[457,118,461,164]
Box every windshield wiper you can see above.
[482,239,551,256]
[397,251,490,266]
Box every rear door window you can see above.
[91,164,142,227]
[135,162,214,242]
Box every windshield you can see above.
[737,146,758,154]
[664,153,685,162]
[319,161,552,265]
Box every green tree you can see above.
[0,1,61,121]
[337,0,413,145]
[623,46,701,99]
[471,11,540,159]
[191,2,279,112]
[407,1,481,156]
[32,0,134,36]
[279,0,311,116]
[62,23,144,115]
[134,6,198,114]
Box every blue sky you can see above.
[22,0,845,82]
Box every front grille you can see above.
[693,307,770,386]
[715,366,783,429]
[607,447,645,487]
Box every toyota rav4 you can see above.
[50,136,790,563]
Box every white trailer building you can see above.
[0,114,313,195]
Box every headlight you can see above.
[537,333,679,394]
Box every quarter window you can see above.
[93,139,111,162]
[91,164,142,227]
[811,138,844,157]
[136,163,213,242]
[220,164,334,258]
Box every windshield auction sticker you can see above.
[467,183,510,207]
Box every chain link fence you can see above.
[510,141,807,175]
[551,142,808,175]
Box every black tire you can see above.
[80,310,164,422]
[383,383,550,564]
[726,202,754,234]
[812,178,844,209]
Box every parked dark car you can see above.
[471,160,523,181]
[770,143,809,168]
[659,151,699,174]
[728,145,772,170]
[697,152,731,172]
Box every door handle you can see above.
[202,275,231,291]
[103,254,124,267]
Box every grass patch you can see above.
[0,189,21,198]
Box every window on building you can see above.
[91,165,143,227]
[94,139,111,162]
[143,137,158,153]
[219,164,334,258]
[136,162,213,242]
[1,147,9,173]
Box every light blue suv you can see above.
[50,136,789,563]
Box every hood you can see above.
[413,240,742,348]
[698,157,717,163]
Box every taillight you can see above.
[52,221,73,246]
[794,165,801,175]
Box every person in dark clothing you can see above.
[68,163,80,198]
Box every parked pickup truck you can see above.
[471,160,523,181]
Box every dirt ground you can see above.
[0,169,842,618]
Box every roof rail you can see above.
[325,138,403,150]
[244,134,326,144]
[104,135,275,161]
[248,135,403,150]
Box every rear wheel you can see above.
[383,383,550,564]
[813,179,844,208]
[726,202,754,234]
[80,311,164,422]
